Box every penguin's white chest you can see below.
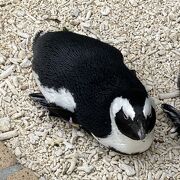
[92,97,154,154]
[33,71,76,112]
[93,129,154,154]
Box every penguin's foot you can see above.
[161,103,180,135]
[68,117,73,128]
[68,117,80,129]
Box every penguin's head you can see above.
[112,97,156,141]
[92,91,156,154]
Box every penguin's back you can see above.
[32,31,125,92]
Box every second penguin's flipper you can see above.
[161,103,180,134]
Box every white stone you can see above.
[28,133,39,144]
[55,149,63,156]
[15,147,21,156]
[63,141,74,151]
[101,6,111,16]
[0,54,5,64]
[81,22,91,28]
[16,10,25,17]
[120,164,136,176]
[71,8,80,17]
[129,0,138,7]
[0,130,18,140]
[20,58,32,68]
[86,10,92,20]
[0,117,11,132]
[0,65,15,80]
[77,162,94,174]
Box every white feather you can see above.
[143,98,152,118]
[33,71,76,112]
[111,97,135,120]
[92,97,154,154]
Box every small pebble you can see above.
[0,117,11,132]
[101,6,111,16]
[20,58,32,68]
[0,65,15,80]
[15,147,21,156]
[55,149,63,156]
[0,54,5,64]
[71,8,80,17]
[120,164,136,176]
[28,133,39,144]
[129,0,138,7]
[86,10,92,20]
[16,10,25,17]
[158,50,166,56]
[18,50,26,60]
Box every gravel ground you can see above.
[0,0,180,179]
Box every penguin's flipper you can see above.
[29,92,76,121]
[47,105,79,128]
[47,104,74,120]
[29,93,49,107]
[161,103,180,134]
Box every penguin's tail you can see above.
[33,31,44,45]
[33,28,68,44]
[29,92,48,107]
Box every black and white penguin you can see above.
[161,74,180,135]
[30,30,156,154]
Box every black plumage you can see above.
[31,31,148,138]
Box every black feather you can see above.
[161,103,180,134]
[29,93,48,107]
[33,31,43,45]
[32,31,148,138]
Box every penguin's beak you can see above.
[137,125,146,140]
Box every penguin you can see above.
[161,74,180,135]
[30,30,156,154]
